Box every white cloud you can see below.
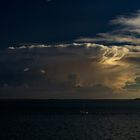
[111,10,140,34]
[76,10,140,46]
[24,68,29,72]
[8,47,16,50]
[98,46,129,64]
[40,69,46,74]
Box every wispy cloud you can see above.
[76,34,140,45]
[76,10,140,45]
[111,10,140,34]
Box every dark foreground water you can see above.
[1,113,140,140]
[1,100,140,140]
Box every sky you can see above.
[1,0,140,99]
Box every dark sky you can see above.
[0,0,140,48]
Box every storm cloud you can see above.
[0,42,140,99]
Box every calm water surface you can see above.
[0,113,140,140]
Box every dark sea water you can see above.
[1,113,140,140]
[1,100,140,140]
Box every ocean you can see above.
[1,99,140,140]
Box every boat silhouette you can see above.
[80,104,89,114]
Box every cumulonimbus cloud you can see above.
[2,43,139,94]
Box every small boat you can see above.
[80,104,89,114]
[80,110,89,114]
